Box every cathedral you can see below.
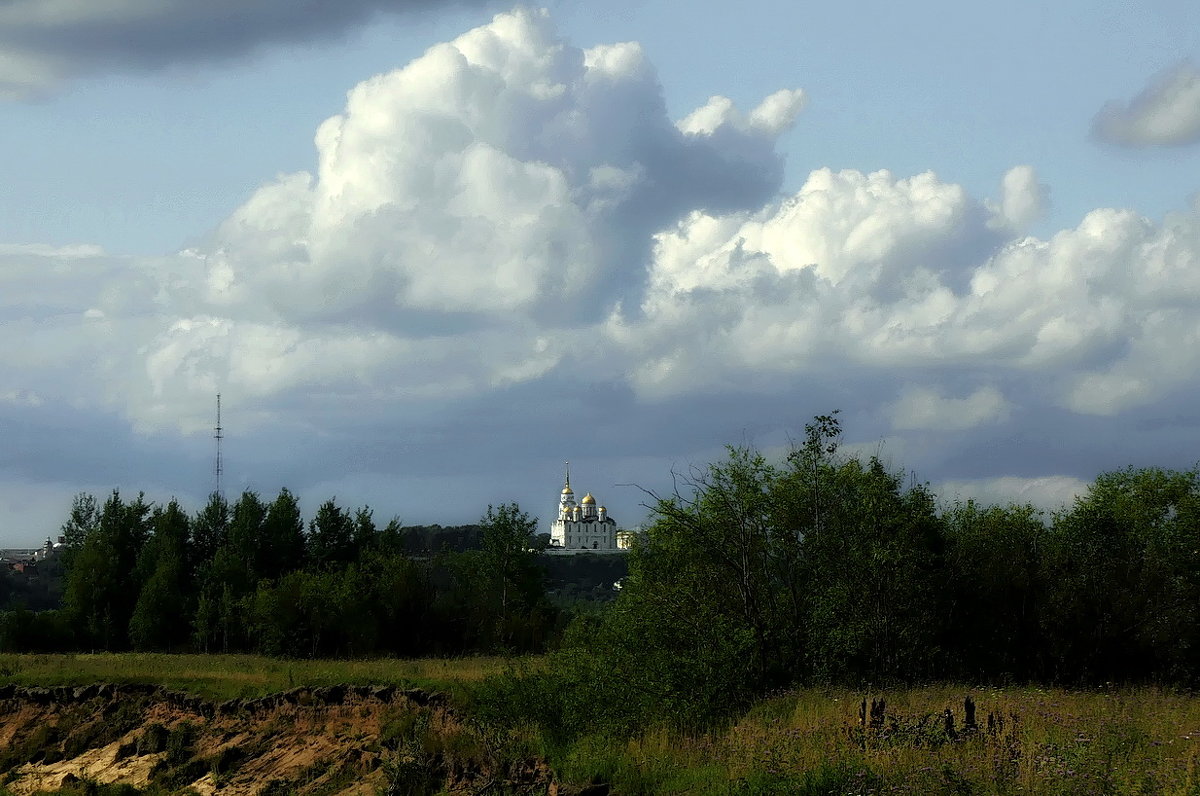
[547,464,621,553]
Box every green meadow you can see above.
[0,652,522,702]
[540,685,1200,795]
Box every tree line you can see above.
[0,493,557,657]
[481,413,1200,737]
[5,412,1199,738]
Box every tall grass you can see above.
[0,653,530,701]
[549,685,1200,794]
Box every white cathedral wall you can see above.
[550,518,618,550]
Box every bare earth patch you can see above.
[0,684,550,795]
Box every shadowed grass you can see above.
[0,653,533,702]
[540,686,1200,795]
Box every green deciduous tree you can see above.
[128,500,192,651]
[58,492,99,572]
[261,488,307,580]
[190,492,229,577]
[352,507,378,557]
[943,500,1046,680]
[550,446,787,734]
[436,503,554,653]
[1041,466,1200,682]
[228,490,267,582]
[62,490,152,649]
[308,498,356,570]
[794,456,945,683]
[480,504,544,619]
[545,415,948,736]
[361,550,431,656]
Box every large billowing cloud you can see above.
[138,7,803,429]
[0,0,487,97]
[4,8,1200,541]
[199,10,801,324]
[1092,61,1200,148]
[608,165,1200,425]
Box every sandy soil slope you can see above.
[0,684,554,795]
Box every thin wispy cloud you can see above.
[1092,60,1200,148]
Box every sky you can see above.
[2,0,1200,544]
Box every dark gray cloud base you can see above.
[0,0,485,95]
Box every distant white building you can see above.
[547,464,621,553]
[33,536,65,562]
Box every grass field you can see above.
[0,652,527,701]
[549,685,1200,794]
[4,655,1200,793]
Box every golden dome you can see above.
[581,493,596,504]
[562,485,574,494]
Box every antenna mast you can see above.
[214,394,224,496]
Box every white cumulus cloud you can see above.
[890,385,1010,431]
[607,167,1200,423]
[202,8,800,325]
[935,476,1090,513]
[986,165,1048,232]
[678,88,807,137]
[104,7,801,432]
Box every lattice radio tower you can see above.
[213,393,224,497]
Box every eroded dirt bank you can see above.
[0,683,555,795]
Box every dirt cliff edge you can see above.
[0,683,554,795]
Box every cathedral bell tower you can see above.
[559,461,576,519]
